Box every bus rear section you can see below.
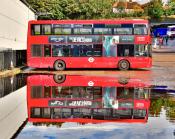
[27,20,152,70]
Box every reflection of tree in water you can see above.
[164,98,175,121]
[33,122,64,128]
[149,98,164,117]
[149,97,175,122]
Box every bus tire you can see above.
[53,74,66,84]
[54,60,66,71]
[118,60,130,70]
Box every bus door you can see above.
[116,44,134,65]
[41,44,51,67]
[133,45,151,67]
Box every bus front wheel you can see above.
[118,60,130,70]
[54,60,66,71]
[53,74,66,84]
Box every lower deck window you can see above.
[117,44,134,57]
[31,45,42,57]
[52,44,102,57]
[135,45,150,56]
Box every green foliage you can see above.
[149,96,175,119]
[26,0,171,19]
[146,0,164,19]
[169,2,175,15]
[26,0,115,19]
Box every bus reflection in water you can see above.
[27,74,150,124]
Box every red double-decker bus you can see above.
[27,20,152,70]
[27,74,150,124]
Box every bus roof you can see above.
[28,19,148,24]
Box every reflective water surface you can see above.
[0,74,175,139]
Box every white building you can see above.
[0,0,35,50]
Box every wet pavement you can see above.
[0,53,175,139]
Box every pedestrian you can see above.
[165,35,169,45]
[158,36,163,48]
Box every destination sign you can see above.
[49,36,66,43]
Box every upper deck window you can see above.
[42,25,51,35]
[31,25,41,35]
[94,28,112,34]
[113,24,133,35]
[114,28,133,35]
[74,24,92,28]
[53,28,71,35]
[53,24,72,35]
[134,24,147,35]
[74,28,92,34]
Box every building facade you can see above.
[0,0,35,69]
[0,0,35,50]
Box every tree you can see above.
[27,0,65,19]
[133,5,144,17]
[144,0,164,19]
[26,0,115,19]
[169,1,175,15]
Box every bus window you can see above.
[74,28,92,34]
[44,45,51,57]
[42,24,51,35]
[44,86,51,98]
[135,45,149,56]
[31,108,41,118]
[134,27,147,35]
[31,86,43,98]
[52,86,62,98]
[52,45,70,57]
[93,44,102,57]
[117,44,134,57]
[42,108,51,118]
[114,28,133,35]
[62,108,72,118]
[114,109,132,119]
[52,45,63,57]
[31,45,43,57]
[134,24,147,35]
[94,28,112,34]
[53,108,62,119]
[32,24,41,35]
[74,24,92,28]
[134,88,149,99]
[70,45,80,57]
[53,28,71,35]
[133,109,146,119]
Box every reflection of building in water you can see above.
[0,74,27,98]
[27,75,151,125]
[0,74,27,139]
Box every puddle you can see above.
[0,74,174,139]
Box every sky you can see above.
[16,109,175,139]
